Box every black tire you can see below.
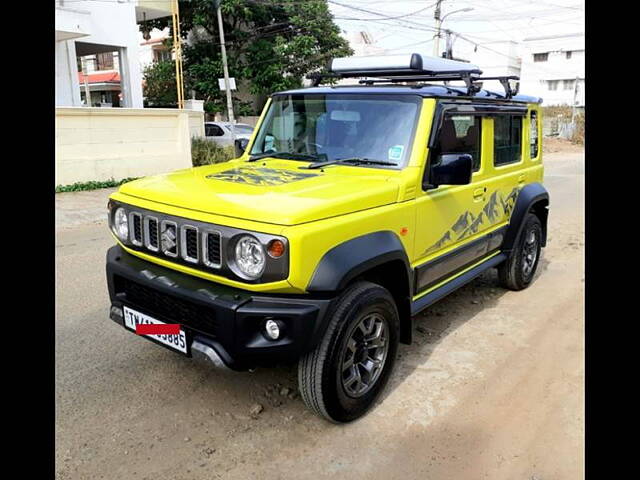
[298,281,400,423]
[498,212,543,290]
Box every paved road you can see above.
[55,151,584,480]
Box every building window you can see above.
[566,51,572,59]
[494,115,522,166]
[153,49,172,63]
[563,79,575,90]
[547,80,559,91]
[435,115,482,171]
[533,52,548,62]
[530,111,539,159]
[96,52,114,70]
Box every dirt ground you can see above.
[543,136,584,154]
[55,150,584,480]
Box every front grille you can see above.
[115,276,218,335]
[112,203,288,284]
[203,231,222,268]
[145,217,159,251]
[131,213,142,246]
[125,211,221,270]
[181,226,199,263]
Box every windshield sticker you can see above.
[388,145,404,162]
[206,167,318,186]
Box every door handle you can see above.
[473,187,486,200]
[518,174,526,184]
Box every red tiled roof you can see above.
[77,71,121,84]
[140,37,167,45]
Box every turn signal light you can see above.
[267,239,286,258]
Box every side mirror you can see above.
[234,138,249,157]
[428,153,473,187]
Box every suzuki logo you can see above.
[161,224,177,252]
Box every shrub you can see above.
[55,177,138,193]
[191,137,235,167]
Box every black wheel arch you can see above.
[503,182,550,253]
[306,231,414,345]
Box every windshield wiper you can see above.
[304,157,398,169]
[248,151,320,162]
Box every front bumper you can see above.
[106,245,334,371]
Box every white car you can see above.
[204,122,254,147]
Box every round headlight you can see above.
[234,235,266,279]
[113,207,129,241]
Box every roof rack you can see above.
[307,53,520,99]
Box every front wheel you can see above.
[298,281,400,423]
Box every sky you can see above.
[327,0,585,58]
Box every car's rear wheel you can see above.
[298,281,399,423]
[498,212,543,290]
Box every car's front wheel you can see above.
[298,281,399,423]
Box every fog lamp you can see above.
[264,319,282,340]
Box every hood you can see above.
[119,159,399,226]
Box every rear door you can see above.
[481,111,529,236]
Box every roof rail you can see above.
[307,53,520,99]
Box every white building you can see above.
[138,27,172,72]
[450,39,521,94]
[55,0,173,108]
[519,33,585,107]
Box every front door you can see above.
[413,111,494,295]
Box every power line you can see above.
[330,0,439,21]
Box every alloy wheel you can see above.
[340,312,390,398]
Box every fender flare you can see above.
[502,182,550,253]
[306,231,411,293]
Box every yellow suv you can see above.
[106,54,548,423]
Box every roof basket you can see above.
[307,53,520,99]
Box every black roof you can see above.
[275,84,542,104]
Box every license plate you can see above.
[123,306,188,354]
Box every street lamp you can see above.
[433,7,474,57]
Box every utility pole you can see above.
[213,0,235,142]
[444,29,452,59]
[433,0,443,57]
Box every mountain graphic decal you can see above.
[206,167,318,186]
[420,186,521,257]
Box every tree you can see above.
[143,60,177,107]
[142,0,352,115]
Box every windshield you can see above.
[250,94,422,168]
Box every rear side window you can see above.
[494,115,522,166]
[435,115,482,171]
[205,124,224,137]
[530,111,539,158]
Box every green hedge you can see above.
[55,177,138,193]
[191,137,235,167]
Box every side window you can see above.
[530,111,539,159]
[205,124,224,137]
[435,115,482,171]
[494,115,522,166]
